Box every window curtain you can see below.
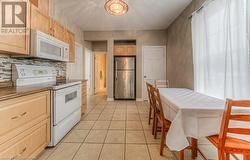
[192,0,250,99]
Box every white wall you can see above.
[84,48,94,95]
[66,43,84,80]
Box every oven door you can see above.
[53,84,81,125]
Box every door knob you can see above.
[144,76,147,78]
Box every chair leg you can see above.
[244,155,250,160]
[218,152,226,160]
[225,153,230,160]
[160,126,166,156]
[179,150,184,160]
[148,106,152,125]
[154,118,158,139]
[152,111,156,135]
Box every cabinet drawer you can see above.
[0,91,50,143]
[0,119,50,160]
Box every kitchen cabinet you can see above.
[52,20,66,42]
[30,4,52,35]
[0,2,30,55]
[114,45,136,55]
[30,0,49,15]
[0,1,76,60]
[81,80,87,114]
[65,29,76,63]
[0,91,50,160]
[0,34,30,55]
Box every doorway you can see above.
[142,46,166,100]
[94,52,107,95]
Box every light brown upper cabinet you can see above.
[51,20,65,42]
[30,0,49,15]
[65,29,76,63]
[30,4,52,35]
[114,45,136,56]
[0,2,30,55]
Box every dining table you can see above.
[158,88,250,160]
[159,88,250,159]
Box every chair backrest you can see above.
[155,80,170,88]
[146,83,155,108]
[218,99,250,157]
[151,86,165,120]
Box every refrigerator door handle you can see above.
[115,61,118,80]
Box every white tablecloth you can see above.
[159,88,226,151]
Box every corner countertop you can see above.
[0,79,88,101]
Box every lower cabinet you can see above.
[0,91,51,160]
[0,119,50,160]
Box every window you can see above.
[192,0,250,99]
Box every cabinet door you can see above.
[30,4,51,35]
[52,20,65,42]
[0,2,30,55]
[114,45,126,55]
[30,0,49,15]
[127,45,136,55]
[65,29,75,63]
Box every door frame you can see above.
[142,45,166,100]
[94,52,107,95]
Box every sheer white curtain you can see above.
[192,0,250,99]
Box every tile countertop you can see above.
[0,79,88,101]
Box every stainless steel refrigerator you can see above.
[114,56,136,100]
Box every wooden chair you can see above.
[207,99,250,160]
[151,86,171,156]
[146,83,156,134]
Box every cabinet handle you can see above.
[10,155,18,160]
[20,112,27,117]
[19,147,27,155]
[11,116,19,120]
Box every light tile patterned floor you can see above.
[37,95,177,160]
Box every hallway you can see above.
[37,95,176,160]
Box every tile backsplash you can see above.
[0,55,66,82]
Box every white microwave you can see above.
[30,30,69,62]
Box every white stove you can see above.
[12,64,82,146]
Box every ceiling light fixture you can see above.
[105,0,128,16]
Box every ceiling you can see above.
[53,0,192,31]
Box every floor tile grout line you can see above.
[124,102,128,160]
[71,98,105,160]
[90,100,108,160]
[137,101,153,160]
[70,129,91,160]
[97,101,118,160]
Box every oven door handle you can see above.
[65,91,78,103]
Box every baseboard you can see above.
[107,98,114,101]
[136,98,144,101]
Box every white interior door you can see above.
[142,46,166,100]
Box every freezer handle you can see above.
[115,60,118,80]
